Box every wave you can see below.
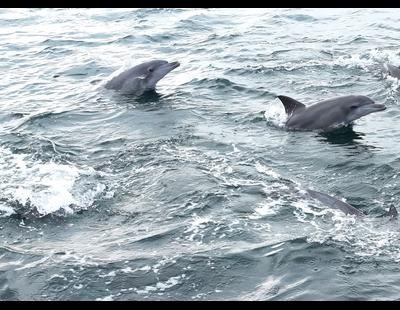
[274,13,318,22]
[40,38,100,47]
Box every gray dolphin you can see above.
[385,64,400,79]
[105,60,180,95]
[277,95,386,131]
[306,189,398,219]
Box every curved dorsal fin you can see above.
[277,95,306,116]
[385,205,398,220]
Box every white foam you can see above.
[156,275,185,290]
[120,267,134,273]
[334,48,400,72]
[0,146,105,217]
[134,274,185,295]
[334,53,372,70]
[184,214,215,242]
[49,274,68,281]
[120,265,151,274]
[263,100,287,128]
[231,143,240,153]
[0,202,15,217]
[99,271,116,278]
[240,275,282,300]
[292,191,400,261]
[255,162,280,179]
[96,294,115,301]
[385,74,400,92]
[293,199,329,218]
[249,197,283,219]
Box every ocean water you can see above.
[1,8,400,301]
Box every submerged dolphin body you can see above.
[306,189,398,219]
[277,95,386,131]
[105,60,180,95]
[385,64,400,79]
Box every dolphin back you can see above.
[386,64,400,79]
[306,189,364,216]
[105,67,142,90]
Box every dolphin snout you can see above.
[169,61,180,69]
[372,104,386,111]
[359,103,386,116]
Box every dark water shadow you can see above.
[115,90,162,104]
[316,126,376,149]
[134,90,164,104]
[109,90,176,112]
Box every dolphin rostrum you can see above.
[306,189,398,219]
[277,95,386,131]
[105,60,180,95]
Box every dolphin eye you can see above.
[350,105,358,109]
[148,68,154,72]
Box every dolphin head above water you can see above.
[277,95,386,131]
[139,60,181,90]
[105,59,180,95]
[342,95,386,123]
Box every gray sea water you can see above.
[1,8,400,301]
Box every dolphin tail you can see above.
[277,95,306,116]
[384,205,398,220]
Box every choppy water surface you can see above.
[1,8,400,301]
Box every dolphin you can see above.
[105,60,180,95]
[306,189,398,219]
[385,63,400,79]
[277,95,386,131]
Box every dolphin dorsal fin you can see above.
[277,95,306,116]
[385,205,398,220]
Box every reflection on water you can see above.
[317,126,366,146]
[135,90,164,103]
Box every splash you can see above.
[263,99,287,129]
[293,191,400,262]
[0,146,106,217]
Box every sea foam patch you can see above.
[0,146,106,217]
